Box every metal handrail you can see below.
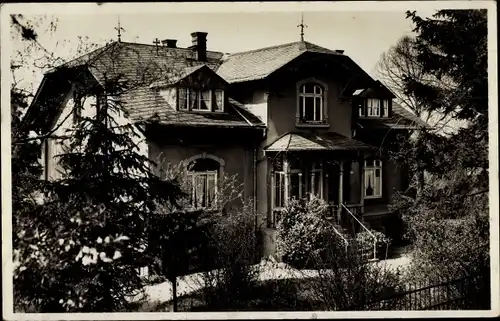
[326,218,349,252]
[341,203,378,261]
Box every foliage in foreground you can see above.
[275,197,334,269]
[387,9,490,283]
[196,202,259,310]
[13,78,182,312]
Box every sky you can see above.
[4,2,449,94]
[49,10,422,75]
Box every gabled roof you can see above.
[352,81,396,99]
[216,41,347,83]
[148,64,229,88]
[26,42,265,130]
[264,132,376,152]
[48,41,224,86]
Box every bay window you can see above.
[364,159,382,199]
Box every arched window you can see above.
[184,154,225,209]
[296,80,328,126]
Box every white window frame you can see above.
[382,99,390,117]
[186,170,218,209]
[364,159,383,199]
[214,89,225,112]
[367,98,381,117]
[192,89,212,112]
[296,79,329,127]
[272,171,286,210]
[178,88,225,112]
[271,161,324,209]
[308,164,323,200]
[299,84,323,122]
[137,266,149,278]
[359,104,365,117]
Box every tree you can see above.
[10,15,186,312]
[14,72,184,312]
[390,9,489,281]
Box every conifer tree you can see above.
[390,9,489,282]
[14,74,183,312]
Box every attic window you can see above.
[359,98,391,117]
[178,88,225,112]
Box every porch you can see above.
[264,131,380,233]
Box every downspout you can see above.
[232,105,260,235]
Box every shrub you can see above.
[275,197,335,269]
[199,202,259,310]
[303,235,405,310]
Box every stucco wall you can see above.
[148,141,255,210]
[266,75,352,146]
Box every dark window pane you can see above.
[189,158,220,171]
[302,84,315,94]
[315,97,322,120]
[275,173,284,208]
[299,97,304,119]
[304,97,314,120]
[179,88,188,110]
[290,174,300,200]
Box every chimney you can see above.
[162,39,177,48]
[190,31,207,61]
[335,49,345,54]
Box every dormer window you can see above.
[358,98,391,117]
[382,99,389,117]
[215,89,224,112]
[296,79,329,127]
[178,87,225,112]
[367,98,380,116]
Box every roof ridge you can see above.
[227,41,304,56]
[118,41,223,55]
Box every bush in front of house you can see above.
[198,201,260,310]
[276,197,338,269]
[302,234,405,311]
[355,229,392,261]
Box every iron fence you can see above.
[346,270,490,310]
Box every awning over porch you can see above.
[264,132,377,152]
